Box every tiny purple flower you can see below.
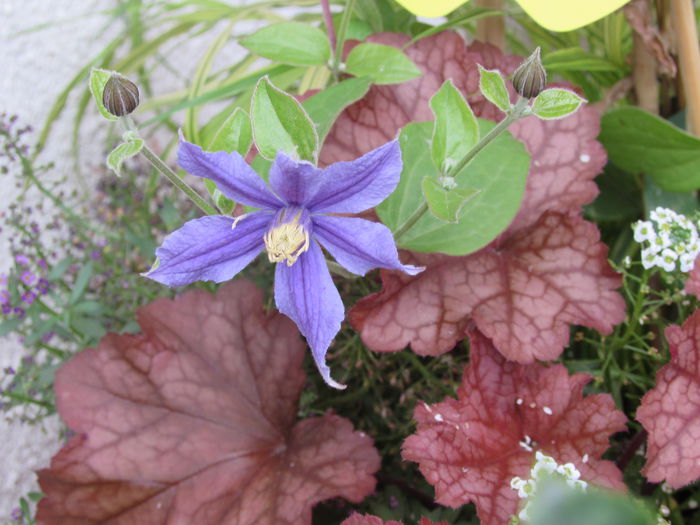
[15,254,30,266]
[0,289,10,305]
[4,366,15,375]
[20,270,36,285]
[36,278,50,295]
[145,136,423,389]
[91,249,102,260]
[13,306,25,318]
[2,304,11,315]
[21,290,37,304]
[37,259,48,270]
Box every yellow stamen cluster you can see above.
[264,211,310,266]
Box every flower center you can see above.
[264,207,311,266]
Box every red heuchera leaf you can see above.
[637,309,700,488]
[684,256,700,298]
[341,514,447,525]
[322,31,624,362]
[402,329,627,525]
[37,281,380,525]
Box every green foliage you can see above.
[600,107,700,192]
[241,22,332,66]
[106,131,144,176]
[250,76,318,162]
[88,68,119,121]
[478,65,511,113]
[377,120,529,255]
[531,88,586,119]
[345,43,422,84]
[422,177,478,223]
[430,79,479,173]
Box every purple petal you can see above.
[313,216,423,276]
[306,140,402,213]
[274,241,346,389]
[145,212,272,287]
[269,151,324,205]
[178,133,282,209]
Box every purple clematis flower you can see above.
[145,137,422,389]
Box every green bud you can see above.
[102,73,140,117]
[512,47,546,99]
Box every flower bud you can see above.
[512,47,546,99]
[102,73,140,117]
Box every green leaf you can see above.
[542,47,624,73]
[430,79,479,173]
[69,261,94,305]
[241,22,331,66]
[477,65,511,113]
[345,43,422,85]
[302,76,372,145]
[0,317,23,337]
[48,256,73,281]
[377,120,529,255]
[250,76,318,162]
[106,131,144,176]
[531,88,585,120]
[89,68,118,121]
[422,178,478,223]
[643,175,699,216]
[599,107,700,192]
[206,107,253,155]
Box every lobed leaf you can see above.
[402,330,627,525]
[342,514,447,525]
[37,281,380,524]
[637,309,700,488]
[321,32,621,363]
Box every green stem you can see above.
[123,117,217,216]
[331,0,356,79]
[394,97,530,241]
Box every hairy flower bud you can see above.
[102,74,140,117]
[512,47,546,99]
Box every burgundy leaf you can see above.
[351,212,624,363]
[321,31,621,363]
[37,281,380,525]
[684,256,700,298]
[402,330,627,525]
[637,309,700,488]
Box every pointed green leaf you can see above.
[345,43,422,85]
[600,107,700,192]
[241,22,331,66]
[531,88,586,120]
[250,77,318,162]
[89,68,118,121]
[106,131,144,176]
[302,76,372,144]
[478,65,511,113]
[422,177,478,223]
[430,79,479,173]
[378,121,529,255]
[206,107,253,156]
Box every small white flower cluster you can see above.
[510,451,587,522]
[633,207,700,273]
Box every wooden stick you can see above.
[671,0,700,134]
[476,0,505,49]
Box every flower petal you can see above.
[306,140,402,213]
[313,216,423,276]
[145,212,272,287]
[178,133,283,209]
[269,151,325,205]
[274,241,346,389]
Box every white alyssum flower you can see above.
[632,207,700,273]
[510,451,589,523]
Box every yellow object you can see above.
[394,0,631,31]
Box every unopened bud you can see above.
[512,47,546,99]
[102,73,140,117]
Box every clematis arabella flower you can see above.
[145,136,422,389]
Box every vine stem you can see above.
[122,117,217,216]
[331,0,356,79]
[393,97,530,241]
[320,0,336,52]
